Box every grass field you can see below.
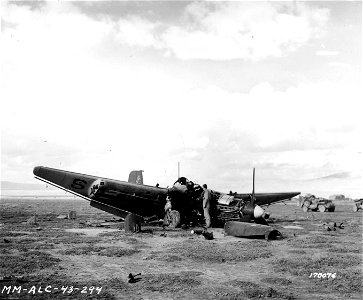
[0,198,362,299]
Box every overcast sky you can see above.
[1,1,362,198]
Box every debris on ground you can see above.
[191,229,204,235]
[0,275,27,283]
[26,215,38,225]
[202,231,214,240]
[323,222,344,231]
[68,210,77,219]
[128,273,142,283]
[57,214,68,219]
[224,221,282,240]
[104,217,123,223]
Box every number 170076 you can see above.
[309,273,336,279]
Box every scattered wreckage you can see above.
[322,222,344,231]
[224,221,282,240]
[352,199,363,212]
[298,194,335,212]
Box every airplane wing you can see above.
[33,166,168,219]
[234,192,300,206]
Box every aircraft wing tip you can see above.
[33,166,43,176]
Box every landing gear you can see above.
[302,204,309,212]
[124,213,143,233]
[164,210,181,228]
[318,205,326,212]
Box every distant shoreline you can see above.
[0,189,80,200]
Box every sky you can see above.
[1,1,362,198]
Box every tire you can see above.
[302,205,309,212]
[164,210,181,228]
[328,207,335,212]
[353,205,358,212]
[125,213,142,233]
[318,205,326,212]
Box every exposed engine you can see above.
[166,177,265,226]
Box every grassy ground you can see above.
[0,198,362,299]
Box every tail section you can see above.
[128,170,143,184]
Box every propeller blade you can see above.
[251,168,256,205]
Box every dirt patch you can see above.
[142,271,203,292]
[0,251,60,274]
[321,269,362,294]
[273,254,360,276]
[262,277,293,285]
[65,228,120,236]
[169,240,272,263]
[59,245,140,257]
[227,280,295,299]
[288,249,307,254]
[0,231,31,237]
[0,273,117,300]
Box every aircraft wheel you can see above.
[302,205,309,212]
[353,205,358,212]
[318,205,326,212]
[125,213,142,233]
[303,200,310,207]
[164,210,181,228]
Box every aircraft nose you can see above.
[254,205,264,219]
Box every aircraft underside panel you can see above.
[90,200,130,218]
[91,192,166,218]
[33,166,168,218]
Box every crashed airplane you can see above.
[33,166,300,231]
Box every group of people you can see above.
[164,183,212,228]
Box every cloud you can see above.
[78,2,330,61]
[160,2,330,61]
[114,16,162,48]
[310,172,351,181]
[328,62,350,67]
[2,2,330,64]
[1,1,362,198]
[316,50,339,56]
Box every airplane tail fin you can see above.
[128,170,143,184]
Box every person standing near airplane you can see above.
[202,184,211,228]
